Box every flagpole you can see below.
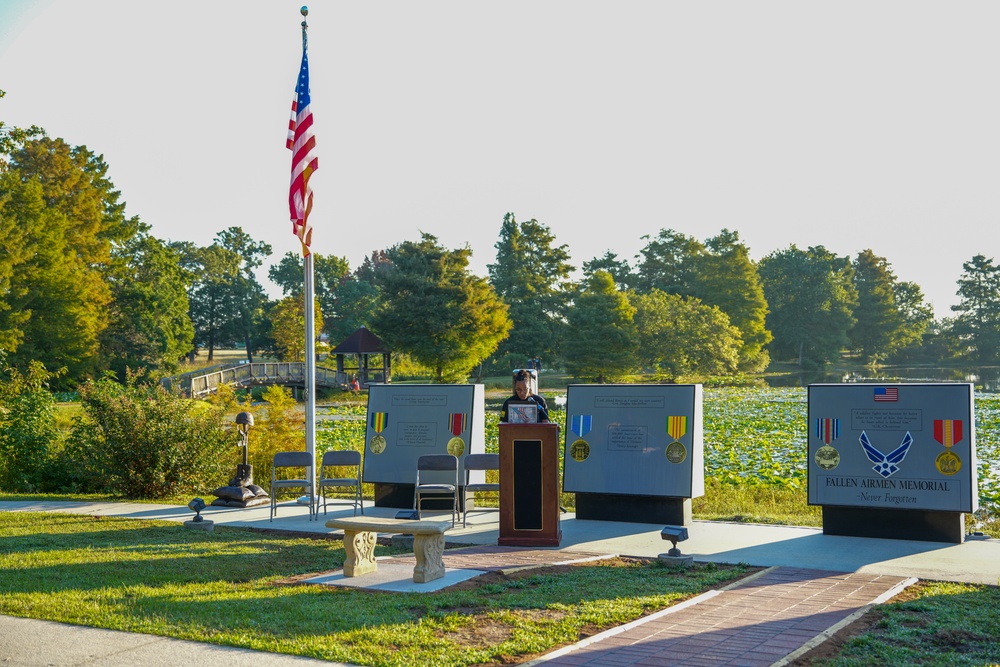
[300,6,317,519]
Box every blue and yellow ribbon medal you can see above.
[569,415,592,462]
[369,412,388,454]
[933,419,962,475]
[666,416,688,464]
[814,418,841,470]
[447,413,467,457]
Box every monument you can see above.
[808,383,977,543]
[563,384,704,524]
[363,384,486,509]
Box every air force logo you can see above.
[859,431,913,478]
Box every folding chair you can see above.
[462,453,500,527]
[270,451,315,521]
[319,450,363,516]
[413,454,459,526]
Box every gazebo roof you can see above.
[330,326,390,354]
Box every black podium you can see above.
[498,423,562,547]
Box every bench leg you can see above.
[342,529,378,577]
[412,533,446,583]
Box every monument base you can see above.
[184,519,214,532]
[822,506,965,544]
[657,553,693,568]
[575,493,692,525]
[374,483,468,511]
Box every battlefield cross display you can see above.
[808,383,977,543]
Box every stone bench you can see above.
[326,516,452,583]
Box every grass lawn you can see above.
[2,508,999,666]
[788,580,1000,666]
[0,511,753,667]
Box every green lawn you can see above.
[0,511,752,667]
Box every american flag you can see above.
[287,41,318,256]
[874,387,898,402]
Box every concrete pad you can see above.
[300,562,485,593]
[4,501,999,585]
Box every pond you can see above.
[765,366,1000,391]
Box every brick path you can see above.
[383,549,914,667]
[525,567,913,667]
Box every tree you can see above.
[695,230,772,372]
[563,271,637,382]
[269,295,323,361]
[327,275,381,344]
[2,137,133,385]
[373,233,511,382]
[849,249,901,362]
[849,249,932,363]
[634,229,703,296]
[632,290,742,379]
[759,245,857,369]
[891,280,934,359]
[950,254,1000,363]
[0,169,34,351]
[488,213,574,369]
[180,242,240,361]
[183,228,271,362]
[215,228,272,360]
[100,224,194,380]
[0,89,43,159]
[269,251,350,338]
[583,251,636,291]
[634,228,771,372]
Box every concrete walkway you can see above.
[1,500,996,666]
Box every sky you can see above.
[2,1,999,318]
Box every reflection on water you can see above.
[765,367,1000,391]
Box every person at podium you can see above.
[500,369,550,423]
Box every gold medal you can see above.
[570,439,590,462]
[935,450,961,475]
[665,441,687,464]
[369,434,386,454]
[447,437,465,457]
[815,445,840,471]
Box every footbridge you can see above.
[171,362,347,398]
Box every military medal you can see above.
[569,415,592,462]
[447,413,467,456]
[933,419,962,476]
[369,412,388,454]
[814,418,840,470]
[815,446,840,470]
[666,415,687,464]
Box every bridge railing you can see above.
[185,362,345,397]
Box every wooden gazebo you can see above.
[329,326,391,388]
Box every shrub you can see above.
[67,371,232,498]
[0,357,64,492]
[245,384,306,484]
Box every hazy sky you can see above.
[2,1,998,317]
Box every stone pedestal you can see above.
[184,519,214,532]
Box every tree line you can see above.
[4,107,1000,388]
